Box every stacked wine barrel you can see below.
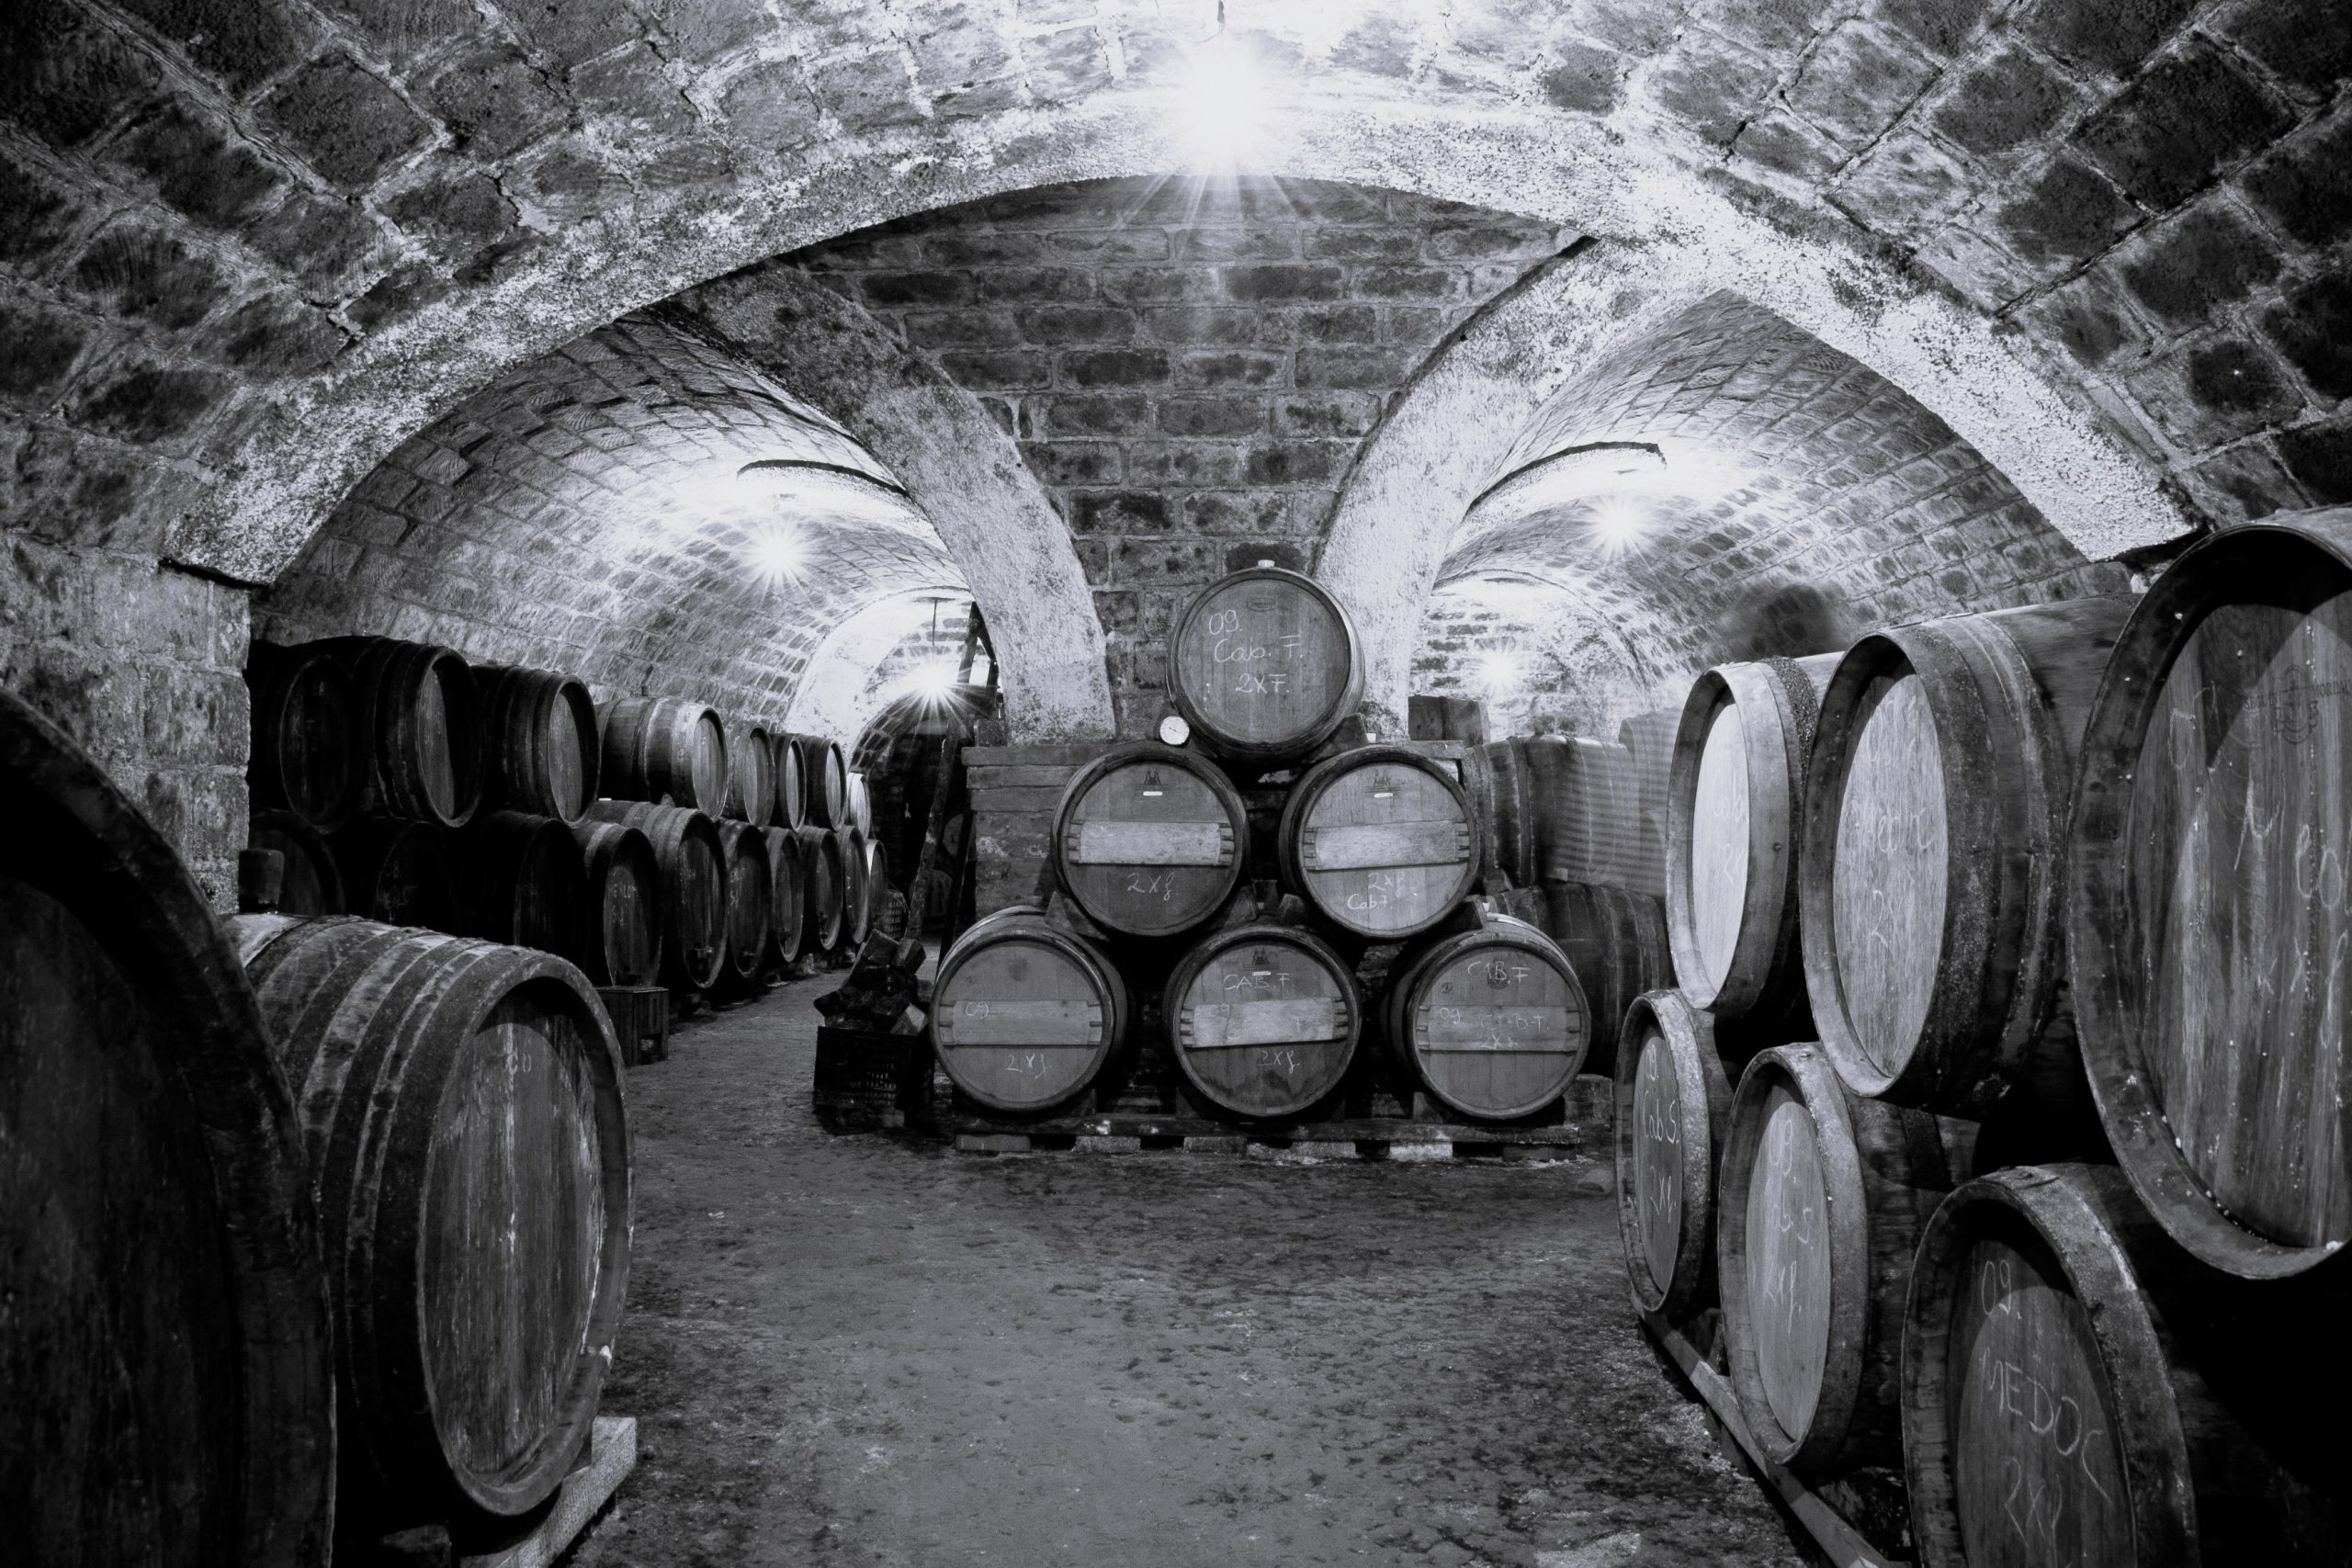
[1616,516,2352,1566]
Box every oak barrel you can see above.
[571,819,662,987]
[1667,655,1838,1019]
[250,807,344,916]
[598,696,729,812]
[845,769,873,835]
[475,665,598,824]
[773,731,808,829]
[791,733,848,829]
[1164,921,1360,1118]
[1279,744,1480,940]
[1801,597,2134,1112]
[458,808,586,963]
[1381,907,1587,1120]
[1541,880,1671,1076]
[1904,1163,2350,1566]
[248,638,360,832]
[864,837,894,941]
[318,635,483,828]
[330,816,453,930]
[931,907,1130,1112]
[763,825,807,964]
[796,823,846,953]
[2,688,334,1567]
[231,916,629,1523]
[1460,739,1536,890]
[1169,565,1363,767]
[1525,734,1668,896]
[1614,988,1737,1318]
[836,824,870,948]
[1716,1043,1948,1472]
[2068,513,2352,1278]
[723,719,775,826]
[1052,741,1249,937]
[584,800,728,992]
[714,818,772,987]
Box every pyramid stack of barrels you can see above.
[1612,511,2352,1565]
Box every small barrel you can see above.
[598,696,729,812]
[796,823,845,953]
[1279,744,1480,940]
[1716,1043,1949,1474]
[1615,989,1737,1318]
[723,719,775,826]
[571,820,662,987]
[1164,921,1361,1118]
[1525,734,1668,896]
[1667,656,1838,1021]
[1169,565,1363,767]
[2069,513,2352,1280]
[763,825,807,964]
[1801,597,2135,1113]
[584,800,727,992]
[316,635,482,828]
[247,638,360,832]
[474,665,598,824]
[836,824,871,947]
[232,916,628,1524]
[1052,741,1249,937]
[457,809,586,963]
[931,908,1130,1112]
[330,816,453,929]
[1460,739,1536,890]
[249,808,344,916]
[773,732,808,829]
[714,819,771,987]
[792,734,848,829]
[1542,881,1670,1077]
[1381,908,1587,1120]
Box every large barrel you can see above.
[250,807,344,915]
[571,820,662,987]
[1525,734,1667,896]
[584,800,727,992]
[1164,921,1360,1118]
[796,823,845,953]
[458,809,585,963]
[723,719,775,826]
[1716,1043,1949,1473]
[845,769,873,835]
[791,733,848,829]
[1052,741,1249,936]
[1800,597,2135,1113]
[1904,1163,2351,1566]
[330,816,454,929]
[1382,908,1586,1120]
[1615,989,1737,1318]
[773,731,808,829]
[763,825,807,964]
[2,688,334,1566]
[1667,655,1838,1020]
[475,665,598,823]
[1460,739,1536,890]
[1279,744,1479,940]
[231,916,628,1524]
[247,638,360,832]
[318,635,482,828]
[2069,513,2352,1279]
[714,819,771,987]
[863,837,895,940]
[598,696,728,811]
[931,907,1130,1112]
[1169,565,1363,767]
[837,824,872,947]
[1542,880,1670,1076]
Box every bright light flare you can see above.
[902,661,963,704]
[1589,500,1648,557]
[1176,35,1267,167]
[749,525,808,586]
[1476,650,1523,691]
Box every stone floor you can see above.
[569,969,1807,1568]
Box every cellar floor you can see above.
[570,969,1806,1568]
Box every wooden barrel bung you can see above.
[2068,513,2352,1280]
[249,808,345,916]
[1052,742,1249,937]
[318,635,483,828]
[714,819,772,987]
[724,719,775,826]
[792,734,848,829]
[597,696,729,812]
[1169,565,1363,767]
[796,823,845,953]
[458,809,587,963]
[1460,740,1536,891]
[2,689,334,1567]
[247,638,360,832]
[474,665,598,824]
[773,732,808,829]
[1904,1163,2352,1566]
[571,820,662,987]
[1716,1043,1949,1473]
[1541,881,1670,1077]
[583,800,728,992]
[1614,988,1737,1319]
[1382,908,1587,1121]
[1667,655,1839,1019]
[1800,597,2136,1112]
[1279,744,1480,940]
[1164,921,1361,1119]
[330,816,454,930]
[231,917,629,1524]
[763,825,807,965]
[931,908,1130,1112]
[1525,734,1668,896]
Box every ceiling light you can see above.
[1176,13,1265,168]
[1590,499,1648,555]
[1476,650,1523,690]
[750,525,807,585]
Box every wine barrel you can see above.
[330,816,453,929]
[2070,513,2352,1279]
[571,820,662,987]
[583,800,727,992]
[1716,1043,1949,1473]
[1052,742,1249,937]
[714,819,771,987]
[796,823,845,953]
[249,808,344,915]
[792,733,848,829]
[1169,565,1363,767]
[1615,989,1739,1319]
[1279,744,1480,940]
[763,825,807,964]
[1800,597,2135,1113]
[1164,921,1360,1118]
[837,825,871,947]
[723,719,775,826]
[863,837,893,941]
[931,907,1130,1111]
[845,769,874,835]
[231,916,628,1523]
[598,696,729,812]
[475,665,598,824]
[1667,655,1839,1020]
[1381,908,1587,1120]
[247,638,360,832]
[1525,734,1668,896]
[1904,1163,2351,1567]
[317,635,482,828]
[1460,739,1536,890]
[2,687,334,1567]
[1542,880,1670,1076]
[458,809,585,963]
[773,731,808,829]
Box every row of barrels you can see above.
[1462,724,1674,898]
